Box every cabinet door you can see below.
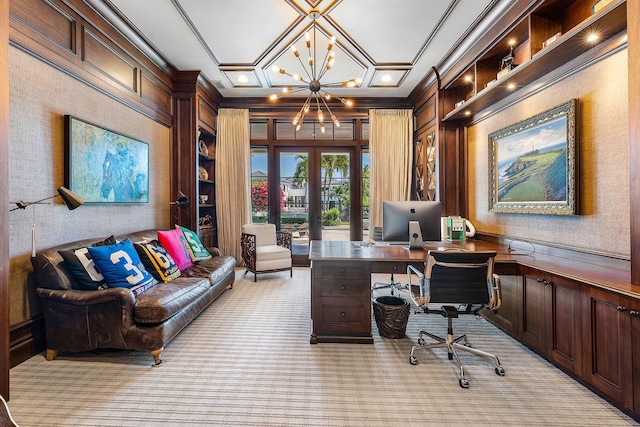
[545,275,582,376]
[520,272,547,353]
[583,287,632,408]
[630,298,640,412]
[484,275,519,337]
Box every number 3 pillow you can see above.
[87,238,157,288]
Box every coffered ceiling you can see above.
[91,0,515,99]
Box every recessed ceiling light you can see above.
[586,33,600,43]
[237,75,249,83]
[465,111,471,116]
[507,83,516,90]
[381,74,393,82]
[464,75,473,83]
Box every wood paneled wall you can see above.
[629,1,640,284]
[1,0,10,401]
[9,0,175,126]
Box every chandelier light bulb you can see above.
[268,11,356,128]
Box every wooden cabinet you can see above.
[197,126,217,247]
[520,268,583,375]
[310,261,373,344]
[440,0,627,122]
[413,131,437,201]
[174,71,220,245]
[582,287,635,409]
[483,275,519,337]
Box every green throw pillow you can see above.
[176,225,212,262]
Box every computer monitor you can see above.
[382,200,442,246]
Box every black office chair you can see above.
[406,250,504,388]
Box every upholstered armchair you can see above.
[241,224,292,281]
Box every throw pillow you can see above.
[87,238,157,288]
[58,235,117,290]
[176,225,212,262]
[157,229,193,271]
[134,239,181,283]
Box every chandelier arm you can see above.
[317,49,332,80]
[294,54,313,82]
[322,81,352,86]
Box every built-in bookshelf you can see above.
[441,0,627,122]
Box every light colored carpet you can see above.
[7,268,639,426]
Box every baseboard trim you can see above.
[10,315,46,368]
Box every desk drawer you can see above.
[313,297,371,334]
[372,261,424,274]
[313,278,368,297]
[313,262,365,279]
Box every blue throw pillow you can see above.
[87,238,157,288]
[58,235,117,290]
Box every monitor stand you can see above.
[408,221,424,249]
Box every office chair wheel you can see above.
[495,366,505,376]
[417,338,425,345]
[409,356,418,365]
[459,378,470,388]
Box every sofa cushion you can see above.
[177,226,212,261]
[58,235,117,290]
[87,238,157,289]
[134,239,181,283]
[157,229,193,271]
[133,278,210,323]
[180,255,237,284]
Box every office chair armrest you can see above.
[407,264,430,307]
[487,273,502,311]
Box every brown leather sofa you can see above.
[32,229,236,365]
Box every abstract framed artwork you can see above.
[64,115,149,204]
[488,99,577,215]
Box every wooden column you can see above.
[630,0,640,285]
[0,0,10,400]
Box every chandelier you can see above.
[269,9,360,132]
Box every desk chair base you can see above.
[409,305,505,388]
[372,274,408,296]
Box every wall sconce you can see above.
[9,186,85,257]
[10,186,85,212]
[169,191,190,208]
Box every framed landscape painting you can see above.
[488,99,577,215]
[65,115,149,204]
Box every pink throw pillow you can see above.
[157,229,193,271]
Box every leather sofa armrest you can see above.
[36,287,136,332]
[206,247,222,257]
[36,287,135,308]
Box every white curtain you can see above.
[369,109,414,229]
[216,108,251,263]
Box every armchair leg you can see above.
[46,349,58,361]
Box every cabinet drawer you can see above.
[313,297,371,334]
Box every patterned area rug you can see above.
[8,268,639,426]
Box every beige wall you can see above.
[8,47,172,324]
[468,50,629,258]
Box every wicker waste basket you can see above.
[372,295,410,339]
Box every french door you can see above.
[276,146,361,245]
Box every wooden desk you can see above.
[309,240,489,344]
[309,239,638,344]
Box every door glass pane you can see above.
[251,147,268,223]
[362,149,370,240]
[280,152,309,246]
[321,152,350,241]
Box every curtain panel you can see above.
[216,108,251,262]
[368,109,414,230]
